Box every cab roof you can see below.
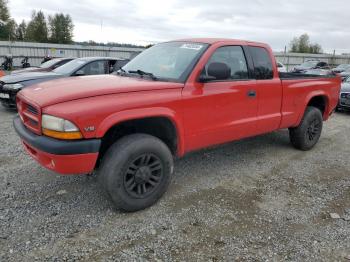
[170,38,269,48]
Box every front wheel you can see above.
[289,106,323,151]
[98,134,174,212]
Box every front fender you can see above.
[96,107,186,156]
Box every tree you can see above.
[289,33,323,54]
[290,37,299,53]
[48,13,74,44]
[0,0,10,22]
[309,43,322,54]
[15,20,26,41]
[26,11,48,42]
[0,0,12,40]
[298,34,310,53]
[6,18,16,40]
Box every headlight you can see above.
[4,83,24,90]
[42,114,82,140]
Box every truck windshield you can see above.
[122,42,208,82]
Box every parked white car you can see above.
[277,62,287,72]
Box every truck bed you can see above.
[279,74,341,129]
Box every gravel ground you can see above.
[0,106,350,261]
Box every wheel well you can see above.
[307,96,327,115]
[96,117,178,167]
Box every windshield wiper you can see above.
[128,69,158,80]
[116,68,127,75]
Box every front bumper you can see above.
[338,93,350,110]
[13,116,101,175]
[0,88,17,108]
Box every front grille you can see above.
[341,93,350,99]
[28,118,38,127]
[26,103,38,115]
[17,96,41,135]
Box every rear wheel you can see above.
[98,134,174,212]
[289,106,323,151]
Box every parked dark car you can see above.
[337,76,350,111]
[332,64,350,73]
[0,57,126,108]
[293,60,330,73]
[11,57,75,75]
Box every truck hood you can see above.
[1,71,61,84]
[11,67,44,75]
[19,75,184,108]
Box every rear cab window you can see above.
[248,46,274,80]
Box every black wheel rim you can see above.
[123,153,163,198]
[306,118,321,141]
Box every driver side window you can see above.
[204,46,249,80]
[79,61,107,75]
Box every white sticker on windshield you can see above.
[180,43,203,51]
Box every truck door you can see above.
[248,46,283,133]
[182,45,258,152]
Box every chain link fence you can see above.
[0,41,144,68]
[1,40,349,71]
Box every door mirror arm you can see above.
[198,75,216,83]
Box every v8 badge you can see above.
[84,126,95,132]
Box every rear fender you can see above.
[295,91,330,126]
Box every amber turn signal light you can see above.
[42,128,83,140]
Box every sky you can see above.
[8,0,350,53]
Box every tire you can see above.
[98,134,174,212]
[289,106,323,151]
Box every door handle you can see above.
[247,90,256,97]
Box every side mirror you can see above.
[75,70,85,76]
[199,62,231,82]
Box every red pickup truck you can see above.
[14,38,341,211]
